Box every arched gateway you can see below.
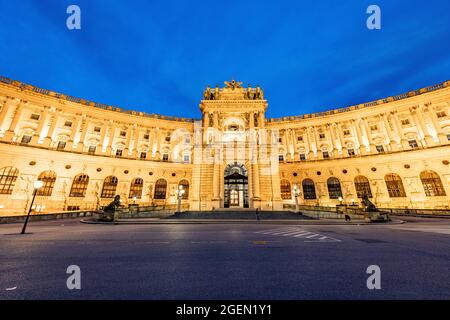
[224,162,249,208]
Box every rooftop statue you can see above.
[224,79,243,90]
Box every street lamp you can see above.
[338,196,343,205]
[21,180,44,234]
[133,196,137,205]
[293,184,301,213]
[176,185,185,213]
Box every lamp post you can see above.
[176,185,185,213]
[338,196,343,205]
[21,180,44,234]
[293,184,301,213]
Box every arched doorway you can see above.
[224,162,249,208]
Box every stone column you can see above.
[351,119,364,154]
[336,123,346,155]
[381,113,397,150]
[328,124,338,157]
[312,126,319,158]
[3,100,26,141]
[132,126,140,158]
[259,111,265,128]
[292,129,299,160]
[154,128,161,160]
[43,112,60,148]
[67,114,82,149]
[30,106,50,144]
[392,112,410,149]
[0,98,13,134]
[362,118,375,152]
[124,125,133,155]
[76,116,90,152]
[426,105,447,143]
[96,121,108,153]
[305,127,313,159]
[105,122,117,155]
[415,105,434,146]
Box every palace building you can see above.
[0,76,449,216]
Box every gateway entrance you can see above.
[224,163,249,208]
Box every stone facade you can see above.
[0,76,449,215]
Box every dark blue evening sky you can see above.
[0,0,449,119]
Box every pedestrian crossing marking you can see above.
[254,227,341,242]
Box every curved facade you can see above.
[0,76,449,215]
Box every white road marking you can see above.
[5,287,17,291]
[255,228,341,242]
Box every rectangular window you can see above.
[401,119,410,126]
[409,140,419,149]
[120,131,126,137]
[297,136,303,142]
[162,154,169,161]
[116,149,123,157]
[185,138,191,144]
[144,134,150,140]
[165,136,171,142]
[300,154,306,161]
[184,155,190,162]
[322,151,329,159]
[319,133,326,139]
[370,125,378,132]
[30,113,40,121]
[140,152,147,159]
[436,111,447,118]
[57,141,66,150]
[278,155,284,162]
[376,145,384,153]
[348,149,355,156]
[447,134,450,141]
[64,121,72,127]
[88,146,96,154]
[21,135,32,144]
[94,126,101,133]
[343,130,351,136]
[278,138,282,143]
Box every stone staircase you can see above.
[165,210,316,220]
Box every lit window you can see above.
[154,179,167,199]
[21,135,32,144]
[348,149,355,156]
[30,114,40,120]
[409,140,419,149]
[129,178,144,199]
[116,149,123,157]
[327,177,343,199]
[354,175,372,198]
[36,171,57,197]
[57,141,66,150]
[0,166,19,195]
[420,170,446,197]
[88,146,96,154]
[302,179,316,200]
[376,145,384,153]
[385,174,406,198]
[280,180,292,200]
[101,176,118,198]
[69,174,89,197]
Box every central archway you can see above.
[224,162,249,208]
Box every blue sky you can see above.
[0,0,449,119]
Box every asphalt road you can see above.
[0,217,449,300]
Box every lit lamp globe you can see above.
[34,180,44,189]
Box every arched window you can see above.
[129,178,144,199]
[36,171,57,197]
[178,179,189,199]
[327,177,343,199]
[101,176,118,198]
[354,175,372,198]
[0,166,19,195]
[385,174,406,198]
[154,179,167,199]
[69,174,89,197]
[280,179,292,200]
[420,171,446,197]
[302,179,316,200]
